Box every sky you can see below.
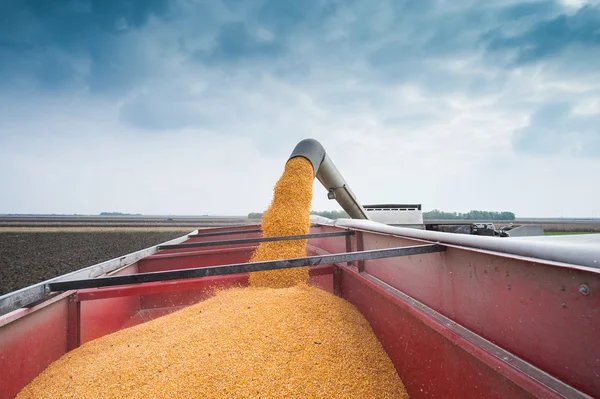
[1,0,599,217]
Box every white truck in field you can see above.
[362,204,543,237]
[363,204,424,229]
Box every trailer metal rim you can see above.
[317,217,600,270]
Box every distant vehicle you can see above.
[362,204,543,237]
[363,204,424,229]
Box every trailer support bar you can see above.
[187,225,319,238]
[188,228,263,238]
[48,244,446,291]
[158,231,353,250]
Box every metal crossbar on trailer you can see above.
[188,228,263,238]
[158,231,354,250]
[185,224,318,238]
[48,244,446,291]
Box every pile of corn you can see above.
[16,156,408,399]
[17,285,407,399]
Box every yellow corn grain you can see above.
[16,285,408,399]
[248,157,314,288]
[16,156,409,399]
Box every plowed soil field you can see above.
[0,231,189,295]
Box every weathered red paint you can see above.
[0,298,69,399]
[0,291,72,328]
[78,261,141,344]
[341,269,538,399]
[66,295,80,351]
[347,232,600,397]
[156,243,257,255]
[138,246,256,273]
[76,274,246,302]
[79,296,139,345]
[76,265,335,302]
[307,225,349,254]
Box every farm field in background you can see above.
[0,215,253,295]
[0,231,193,295]
[0,215,248,229]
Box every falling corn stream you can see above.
[16,157,408,399]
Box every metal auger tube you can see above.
[288,139,370,220]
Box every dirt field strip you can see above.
[0,231,192,295]
[0,227,199,233]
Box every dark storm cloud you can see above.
[2,0,600,133]
[0,0,169,49]
[0,0,170,91]
[497,1,558,20]
[192,0,339,65]
[255,0,338,34]
[2,0,593,92]
[513,103,600,157]
[485,4,600,64]
[359,1,564,92]
[194,21,286,65]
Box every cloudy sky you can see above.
[1,0,599,217]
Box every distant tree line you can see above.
[423,210,516,220]
[99,212,142,216]
[248,210,349,220]
[311,210,349,219]
[249,209,515,221]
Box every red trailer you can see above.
[1,219,598,398]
